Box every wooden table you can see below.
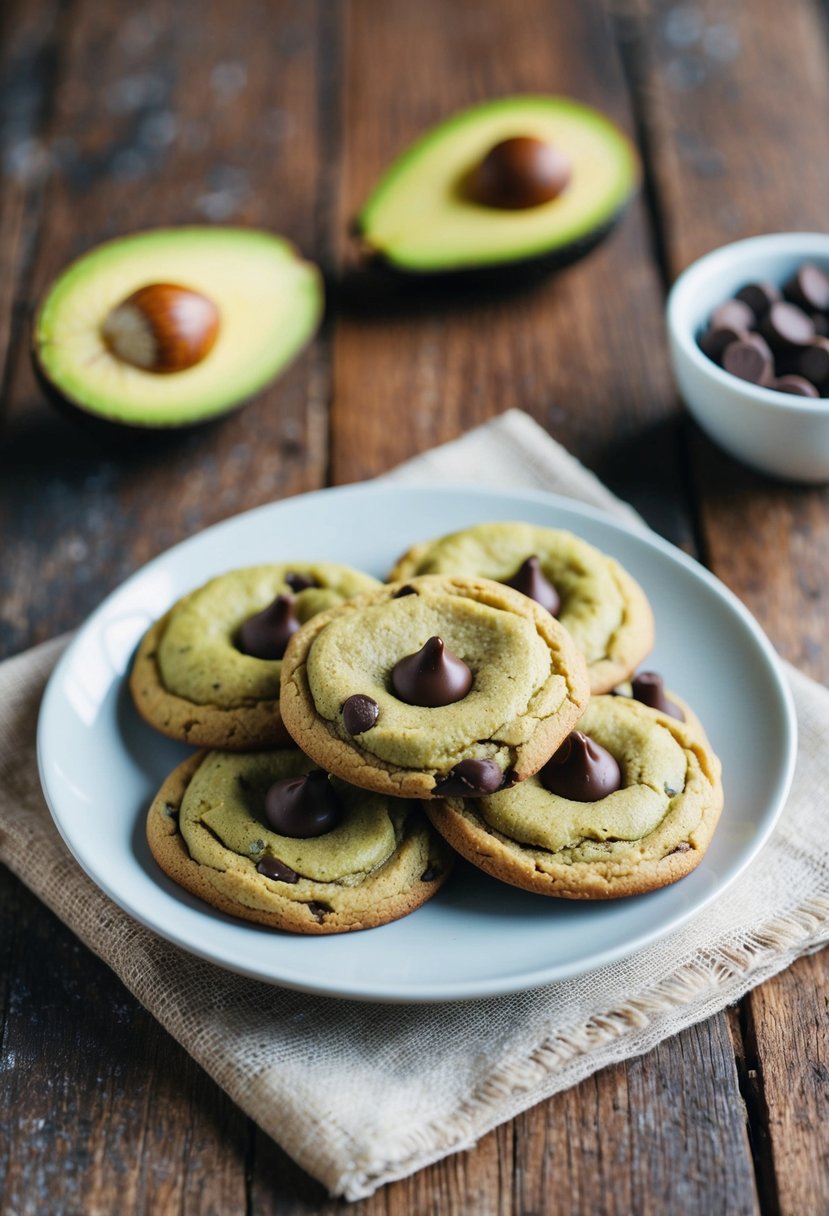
[2,1,828,1211]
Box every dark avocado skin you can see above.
[30,354,220,446]
[339,211,624,319]
[352,210,626,288]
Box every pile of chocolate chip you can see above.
[698,262,829,398]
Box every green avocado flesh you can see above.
[33,228,323,427]
[357,96,639,273]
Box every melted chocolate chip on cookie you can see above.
[284,572,320,593]
[435,758,504,797]
[256,855,300,883]
[391,636,473,707]
[236,594,299,660]
[264,770,343,837]
[342,694,380,734]
[631,672,684,721]
[540,731,622,802]
[503,555,561,616]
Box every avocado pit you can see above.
[471,136,572,210]
[101,282,220,373]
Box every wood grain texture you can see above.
[507,1026,759,1216]
[0,0,65,425]
[0,876,250,1216]
[630,2,829,1212]
[741,953,829,1216]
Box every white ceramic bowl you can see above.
[667,232,829,482]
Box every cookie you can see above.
[147,748,453,933]
[130,562,380,750]
[425,693,724,899]
[279,574,590,799]
[388,521,654,693]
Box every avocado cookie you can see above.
[388,521,654,694]
[279,575,590,799]
[130,562,380,750]
[425,693,723,900]
[147,748,453,933]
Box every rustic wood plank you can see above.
[0,0,334,1212]
[331,0,693,551]
[511,1023,757,1216]
[628,1,829,1211]
[0,0,65,420]
[0,873,250,1215]
[740,953,829,1216]
[0,0,330,659]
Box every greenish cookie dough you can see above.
[130,561,379,750]
[183,751,396,881]
[159,563,379,707]
[279,575,591,799]
[147,749,453,933]
[426,694,724,899]
[388,521,654,694]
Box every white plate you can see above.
[37,484,797,1002]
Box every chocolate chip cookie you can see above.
[130,562,380,750]
[279,574,590,799]
[388,521,654,693]
[147,748,452,933]
[425,693,723,899]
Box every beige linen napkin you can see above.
[3,410,829,1200]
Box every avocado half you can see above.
[355,96,639,274]
[33,228,323,428]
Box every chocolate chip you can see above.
[420,865,442,882]
[734,281,781,320]
[256,856,299,883]
[773,375,820,398]
[742,331,774,361]
[236,594,299,660]
[471,136,572,210]
[796,337,829,391]
[699,325,749,365]
[391,636,473,707]
[342,693,379,734]
[284,571,319,593]
[710,298,755,332]
[539,731,622,802]
[704,274,829,390]
[264,770,343,838]
[760,301,816,350]
[631,672,684,721]
[503,555,561,616]
[393,584,418,598]
[783,263,829,313]
[435,758,504,797]
[306,901,332,923]
[670,841,692,855]
[721,339,773,386]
